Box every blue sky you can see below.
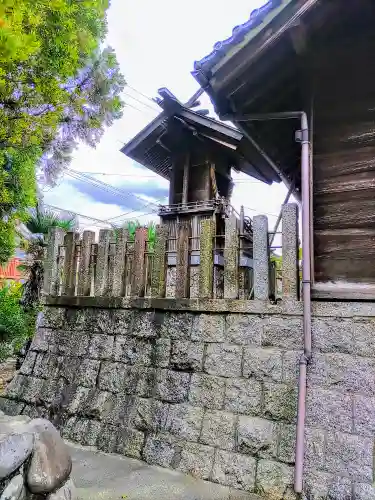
[42,0,291,232]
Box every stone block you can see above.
[39,308,66,329]
[64,308,87,331]
[113,309,134,335]
[76,359,100,388]
[224,379,262,415]
[256,460,294,500]
[212,450,256,491]
[134,367,157,397]
[204,344,242,378]
[226,315,263,345]
[166,266,176,298]
[83,309,114,334]
[88,334,114,360]
[41,377,65,404]
[133,398,169,432]
[17,376,45,404]
[153,338,171,367]
[156,370,190,403]
[262,317,303,350]
[143,434,181,468]
[312,318,353,354]
[80,389,115,420]
[306,387,352,432]
[243,347,282,382]
[353,483,375,500]
[191,314,226,342]
[98,362,127,393]
[178,442,215,480]
[324,431,373,481]
[64,418,101,446]
[0,398,24,416]
[282,351,302,383]
[277,424,296,464]
[354,395,375,437]
[67,386,91,415]
[33,353,61,379]
[97,424,117,453]
[20,351,37,375]
[263,383,297,422]
[304,427,325,470]
[308,353,375,396]
[116,428,145,459]
[200,410,236,450]
[102,394,136,426]
[59,357,83,384]
[304,470,352,500]
[52,331,90,357]
[113,337,152,365]
[237,416,277,458]
[30,328,52,352]
[189,374,226,410]
[132,311,158,338]
[171,341,204,371]
[353,319,375,358]
[159,312,193,339]
[166,404,204,441]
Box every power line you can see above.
[124,100,158,116]
[77,171,162,179]
[123,92,160,112]
[65,169,160,213]
[126,85,158,105]
[44,204,113,227]
[243,207,279,217]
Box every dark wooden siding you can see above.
[313,29,375,284]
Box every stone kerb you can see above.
[3,301,375,500]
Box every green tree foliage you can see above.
[0,282,34,360]
[0,1,125,262]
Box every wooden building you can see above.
[121,89,275,292]
[193,0,375,300]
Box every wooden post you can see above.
[282,203,299,299]
[224,215,239,299]
[253,215,270,300]
[43,227,65,296]
[62,232,79,296]
[175,221,190,298]
[151,224,168,297]
[94,229,111,297]
[199,219,215,298]
[77,230,95,296]
[112,228,128,297]
[182,153,190,205]
[131,227,147,297]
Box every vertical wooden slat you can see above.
[253,215,270,300]
[77,231,95,296]
[94,229,111,297]
[151,224,168,297]
[43,227,65,296]
[112,228,128,296]
[62,232,79,296]
[224,215,239,299]
[175,221,190,298]
[199,219,215,298]
[131,227,147,297]
[282,203,299,299]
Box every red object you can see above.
[0,257,22,281]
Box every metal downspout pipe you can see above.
[221,111,312,494]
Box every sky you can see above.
[42,0,292,237]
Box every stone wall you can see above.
[2,299,375,500]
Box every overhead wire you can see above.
[123,92,160,112]
[65,169,161,212]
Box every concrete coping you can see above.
[44,295,375,318]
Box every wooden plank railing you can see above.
[44,203,300,301]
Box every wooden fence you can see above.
[43,203,300,301]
